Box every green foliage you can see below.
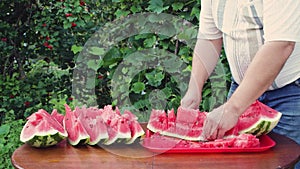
[0,110,24,169]
[0,60,72,121]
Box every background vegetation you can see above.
[0,0,230,168]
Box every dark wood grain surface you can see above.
[11,131,300,169]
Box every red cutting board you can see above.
[141,131,276,153]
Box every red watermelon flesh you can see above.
[147,101,281,141]
[30,109,66,135]
[164,109,176,135]
[147,109,168,133]
[78,107,108,145]
[101,106,132,145]
[64,104,90,146]
[51,109,64,125]
[103,116,131,145]
[147,107,207,141]
[101,105,119,125]
[143,132,259,149]
[122,110,145,144]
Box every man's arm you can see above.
[201,41,295,140]
[226,41,295,117]
[181,38,223,109]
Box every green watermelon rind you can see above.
[239,111,282,136]
[67,135,90,146]
[87,134,109,146]
[103,132,131,145]
[23,132,67,148]
[20,121,68,148]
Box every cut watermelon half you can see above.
[147,101,282,141]
[20,109,68,148]
[63,104,90,146]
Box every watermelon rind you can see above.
[20,124,67,148]
[25,133,66,148]
[125,122,145,144]
[68,137,90,146]
[103,129,131,145]
[239,112,282,136]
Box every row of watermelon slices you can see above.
[20,104,145,147]
[20,100,282,148]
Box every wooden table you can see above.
[12,132,300,169]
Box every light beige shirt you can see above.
[198,0,300,89]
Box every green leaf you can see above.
[172,2,184,11]
[71,45,83,54]
[190,6,200,20]
[89,47,105,56]
[145,70,165,87]
[0,124,10,135]
[147,0,169,13]
[115,9,130,18]
[131,82,145,94]
[130,5,142,13]
[144,36,156,48]
[87,60,100,71]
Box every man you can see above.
[181,0,300,148]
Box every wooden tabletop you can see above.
[12,132,300,169]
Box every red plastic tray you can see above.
[141,132,276,153]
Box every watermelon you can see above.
[21,103,145,147]
[147,107,207,141]
[143,132,259,149]
[63,104,90,146]
[101,106,131,145]
[147,101,282,141]
[51,109,64,125]
[233,100,282,136]
[77,107,109,145]
[122,110,145,144]
[20,109,67,148]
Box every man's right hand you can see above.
[180,88,201,110]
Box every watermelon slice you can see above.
[78,107,109,145]
[147,109,168,133]
[122,110,145,144]
[234,101,282,136]
[100,105,132,145]
[63,104,90,146]
[51,109,64,125]
[20,109,68,148]
[147,101,282,141]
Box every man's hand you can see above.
[200,103,240,141]
[180,88,201,110]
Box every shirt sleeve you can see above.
[197,0,222,40]
[263,0,300,42]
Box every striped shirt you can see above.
[198,0,300,89]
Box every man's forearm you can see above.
[226,41,295,116]
[189,38,223,92]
